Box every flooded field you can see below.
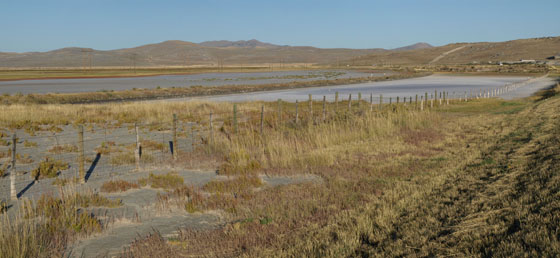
[181,75,554,103]
[0,70,381,94]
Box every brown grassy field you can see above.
[128,86,559,256]
[343,36,560,65]
[1,84,559,257]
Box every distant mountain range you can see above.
[391,42,433,51]
[198,39,283,48]
[0,37,558,67]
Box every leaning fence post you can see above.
[233,104,238,134]
[173,114,178,160]
[322,96,327,122]
[135,123,140,171]
[260,105,264,135]
[295,100,299,124]
[10,133,17,200]
[348,94,352,112]
[79,125,85,184]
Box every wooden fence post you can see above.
[389,97,392,105]
[370,93,374,111]
[396,96,399,104]
[348,94,352,112]
[209,112,214,145]
[420,97,424,111]
[277,99,282,127]
[358,92,362,109]
[322,96,326,122]
[309,94,313,122]
[135,123,140,171]
[233,104,238,134]
[295,100,299,124]
[191,126,195,150]
[260,105,264,135]
[335,92,339,112]
[79,125,85,184]
[415,94,418,107]
[173,114,178,160]
[10,133,17,200]
[379,94,383,111]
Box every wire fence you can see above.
[0,78,536,201]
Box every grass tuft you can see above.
[31,157,69,180]
[138,172,184,189]
[100,180,140,193]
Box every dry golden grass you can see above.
[0,187,121,258]
[100,180,140,193]
[1,86,558,257]
[126,88,559,256]
[138,172,184,189]
[0,100,240,127]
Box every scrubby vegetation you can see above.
[138,172,184,189]
[0,190,121,257]
[1,81,558,257]
[31,157,69,180]
[124,85,560,256]
[100,179,140,193]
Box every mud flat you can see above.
[0,70,378,94]
[185,75,554,103]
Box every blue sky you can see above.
[1,0,559,52]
